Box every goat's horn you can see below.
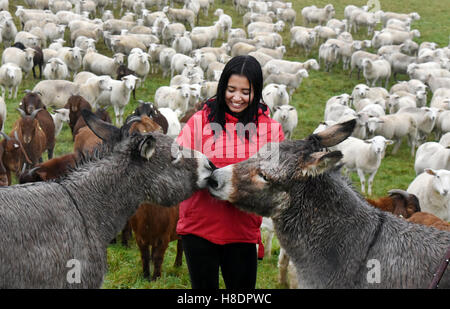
[17,108,26,118]
[30,108,42,120]
[388,189,410,199]
[0,131,11,141]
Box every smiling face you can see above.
[225,74,253,113]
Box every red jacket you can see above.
[176,103,285,245]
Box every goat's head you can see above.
[17,108,41,144]
[387,189,421,218]
[0,131,31,174]
[207,120,356,217]
[20,92,45,115]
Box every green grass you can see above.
[3,0,450,289]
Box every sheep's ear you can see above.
[138,134,156,160]
[81,109,121,145]
[425,168,437,176]
[313,119,356,147]
[385,139,394,145]
[295,151,343,178]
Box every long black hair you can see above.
[205,55,267,140]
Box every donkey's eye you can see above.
[259,172,269,182]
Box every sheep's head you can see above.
[364,136,393,155]
[425,168,450,199]
[207,120,356,217]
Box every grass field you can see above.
[2,0,450,289]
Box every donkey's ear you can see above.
[294,151,343,178]
[82,109,121,145]
[138,134,156,160]
[314,119,356,147]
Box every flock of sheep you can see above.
[0,0,449,288]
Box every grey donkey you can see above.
[208,119,450,288]
[0,110,215,288]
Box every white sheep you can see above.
[336,136,393,195]
[163,6,195,29]
[349,51,380,79]
[272,105,298,139]
[263,59,319,78]
[255,46,286,60]
[349,11,378,35]
[326,18,347,34]
[50,108,69,137]
[408,66,450,84]
[262,83,289,112]
[380,11,420,27]
[159,47,177,79]
[366,113,418,156]
[407,168,450,221]
[170,53,195,78]
[384,52,417,81]
[381,29,421,45]
[324,93,351,111]
[291,29,316,56]
[231,42,257,57]
[43,57,69,80]
[128,49,150,82]
[397,106,439,145]
[430,88,450,109]
[1,47,35,78]
[362,58,391,88]
[171,33,192,56]
[214,9,232,40]
[32,80,80,109]
[83,50,125,78]
[0,96,5,131]
[318,42,340,72]
[1,18,18,48]
[414,142,450,175]
[439,132,450,147]
[49,38,67,51]
[301,4,335,26]
[154,84,191,118]
[0,62,22,99]
[264,69,309,96]
[390,79,427,94]
[158,107,182,139]
[43,23,66,44]
[14,31,41,48]
[427,76,450,93]
[433,110,450,140]
[95,75,139,126]
[56,47,82,77]
[247,21,285,36]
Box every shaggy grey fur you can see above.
[0,132,213,288]
[208,120,450,288]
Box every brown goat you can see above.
[366,189,421,219]
[18,153,78,183]
[20,92,55,159]
[131,101,168,134]
[0,131,32,185]
[0,143,8,186]
[11,109,46,169]
[129,203,183,280]
[64,95,92,138]
[407,212,450,232]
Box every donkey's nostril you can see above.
[207,177,219,189]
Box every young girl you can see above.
[176,55,285,289]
